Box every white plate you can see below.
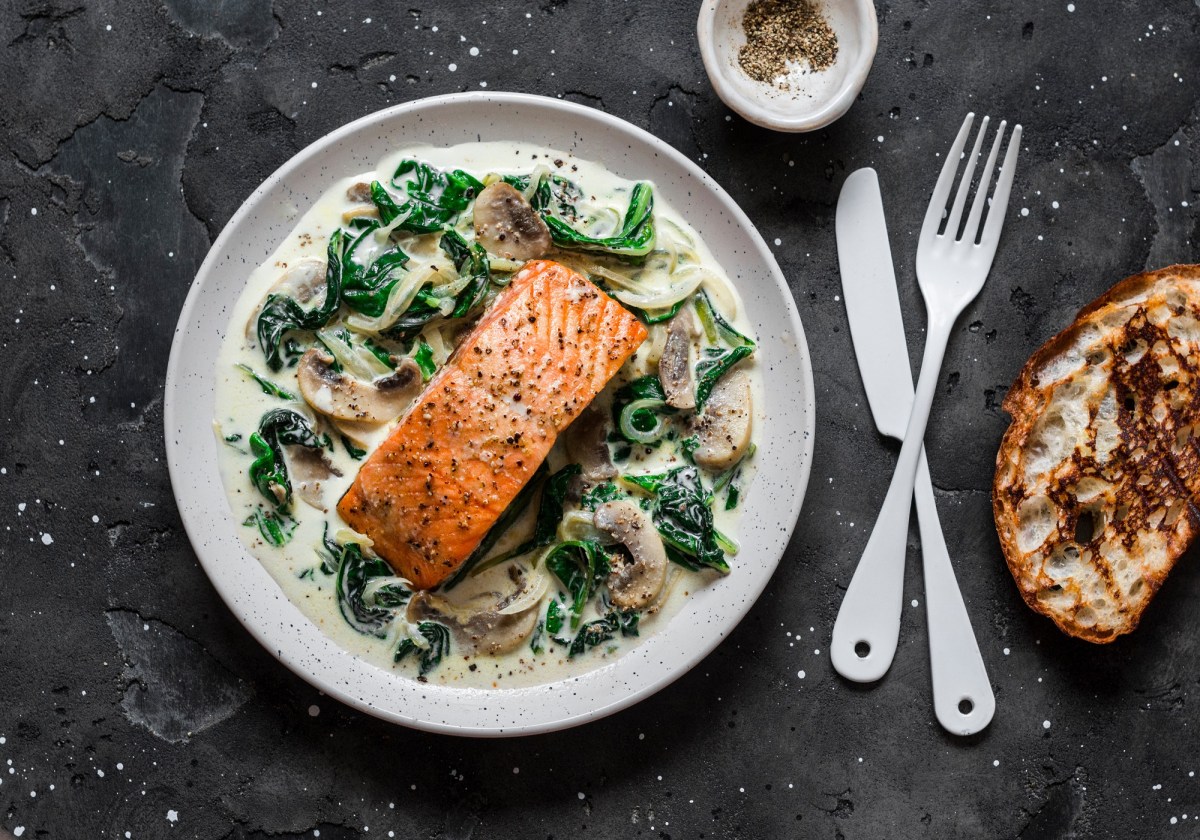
[165,92,816,736]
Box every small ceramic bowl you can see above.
[697,0,878,132]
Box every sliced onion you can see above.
[558,509,606,543]
[334,527,375,549]
[315,328,392,380]
[422,326,453,366]
[362,576,414,607]
[344,262,443,334]
[586,263,639,290]
[700,268,741,320]
[497,566,550,615]
[611,268,705,311]
[641,322,668,366]
[619,397,670,444]
[520,164,550,202]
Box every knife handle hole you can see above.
[958,698,974,715]
[854,641,870,659]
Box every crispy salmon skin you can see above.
[337,259,648,589]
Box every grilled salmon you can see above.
[338,259,648,589]
[994,264,1200,642]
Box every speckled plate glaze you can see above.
[165,92,815,736]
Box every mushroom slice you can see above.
[472,181,552,260]
[284,445,342,511]
[297,348,422,424]
[659,309,697,409]
[405,566,541,656]
[692,369,753,471]
[565,407,617,481]
[593,500,669,611]
[346,181,373,203]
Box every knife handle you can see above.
[914,448,995,735]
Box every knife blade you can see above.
[836,168,913,439]
[834,167,994,735]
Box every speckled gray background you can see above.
[1,1,1199,838]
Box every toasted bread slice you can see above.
[994,264,1200,643]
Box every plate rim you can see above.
[165,91,816,737]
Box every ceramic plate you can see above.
[165,92,815,736]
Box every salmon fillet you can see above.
[337,259,648,589]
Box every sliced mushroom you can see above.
[297,348,422,423]
[565,407,617,481]
[692,369,753,471]
[593,500,669,611]
[472,181,552,260]
[405,565,541,655]
[283,445,342,511]
[346,181,373,203]
[659,309,697,409]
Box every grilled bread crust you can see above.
[994,265,1200,643]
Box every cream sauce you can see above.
[214,142,762,689]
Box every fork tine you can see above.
[944,115,989,241]
[963,120,1006,243]
[979,124,1023,249]
[920,113,975,242]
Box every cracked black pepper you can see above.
[737,0,839,86]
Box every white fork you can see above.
[831,113,1022,683]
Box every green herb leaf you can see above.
[566,606,640,658]
[529,620,546,655]
[339,224,410,318]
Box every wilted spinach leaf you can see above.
[243,508,298,546]
[581,482,623,512]
[236,363,297,400]
[544,540,611,629]
[325,532,396,638]
[247,409,329,510]
[413,338,436,381]
[538,179,656,258]
[440,228,492,318]
[256,230,346,370]
[370,160,484,234]
[338,223,410,317]
[566,606,640,658]
[624,466,729,574]
[394,621,451,676]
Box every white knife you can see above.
[833,167,994,735]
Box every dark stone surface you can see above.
[1,0,1198,837]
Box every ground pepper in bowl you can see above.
[737,0,839,87]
